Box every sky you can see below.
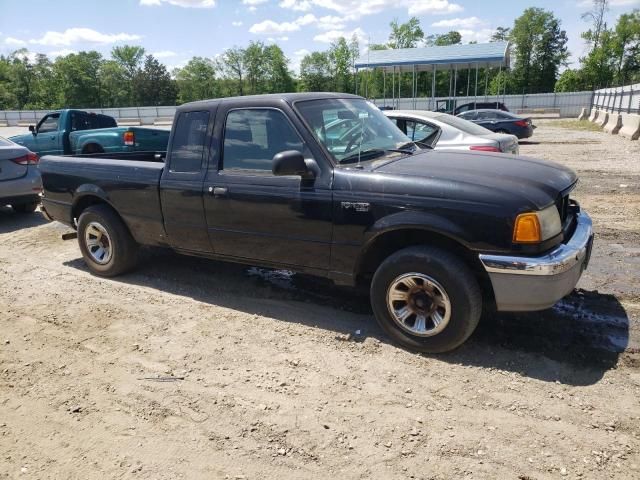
[0,0,639,73]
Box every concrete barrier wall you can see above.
[372,91,592,118]
[588,109,599,122]
[577,107,589,120]
[604,114,622,134]
[0,106,178,127]
[619,113,640,140]
[596,111,609,128]
[0,91,596,125]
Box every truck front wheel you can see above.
[370,246,482,353]
[77,205,138,277]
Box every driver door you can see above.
[203,107,332,270]
[33,113,63,155]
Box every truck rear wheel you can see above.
[370,246,482,353]
[77,205,138,277]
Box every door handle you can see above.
[208,186,228,197]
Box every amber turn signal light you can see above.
[513,212,541,243]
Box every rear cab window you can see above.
[168,110,210,173]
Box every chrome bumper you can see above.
[479,211,593,311]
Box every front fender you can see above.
[364,210,469,246]
[353,210,472,278]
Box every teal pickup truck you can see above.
[9,109,170,156]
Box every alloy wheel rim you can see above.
[386,273,451,337]
[84,221,113,265]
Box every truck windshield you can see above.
[295,98,415,164]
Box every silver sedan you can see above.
[384,110,519,154]
[0,136,42,213]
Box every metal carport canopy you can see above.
[355,41,510,72]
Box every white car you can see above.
[384,110,519,154]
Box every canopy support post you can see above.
[392,66,395,108]
[431,66,436,111]
[474,63,478,105]
[497,63,502,107]
[383,68,386,107]
[466,65,470,99]
[453,64,458,111]
[484,64,489,102]
[412,65,416,109]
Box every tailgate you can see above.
[128,127,171,151]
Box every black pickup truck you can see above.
[39,93,594,353]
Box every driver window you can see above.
[38,114,59,133]
[223,109,304,172]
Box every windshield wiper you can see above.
[338,148,387,164]
[386,147,416,154]
[339,146,415,164]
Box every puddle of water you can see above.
[552,296,630,352]
[245,267,296,290]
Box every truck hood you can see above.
[370,150,577,210]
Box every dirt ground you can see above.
[1,120,639,479]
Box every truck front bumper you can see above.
[478,211,593,311]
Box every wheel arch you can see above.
[80,142,105,155]
[355,226,495,308]
[72,188,117,226]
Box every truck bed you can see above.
[39,155,167,246]
[69,126,170,154]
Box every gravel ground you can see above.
[1,120,639,479]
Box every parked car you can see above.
[9,109,170,157]
[454,102,509,115]
[458,109,535,139]
[0,136,41,213]
[39,93,593,354]
[385,110,519,154]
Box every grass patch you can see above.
[553,119,604,132]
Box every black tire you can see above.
[370,245,482,353]
[82,144,104,155]
[12,201,39,214]
[77,205,138,277]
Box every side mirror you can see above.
[272,150,315,178]
[29,125,35,134]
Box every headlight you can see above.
[513,204,562,243]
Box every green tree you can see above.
[174,57,219,103]
[388,17,424,49]
[111,45,145,105]
[554,69,587,92]
[509,8,569,93]
[582,0,609,53]
[133,55,177,106]
[54,51,103,107]
[220,47,246,96]
[434,31,462,46]
[491,27,511,42]
[299,51,332,91]
[611,10,640,85]
[264,44,294,93]
[99,60,128,107]
[244,41,267,94]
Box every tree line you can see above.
[0,0,638,110]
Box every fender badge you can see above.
[341,201,370,212]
